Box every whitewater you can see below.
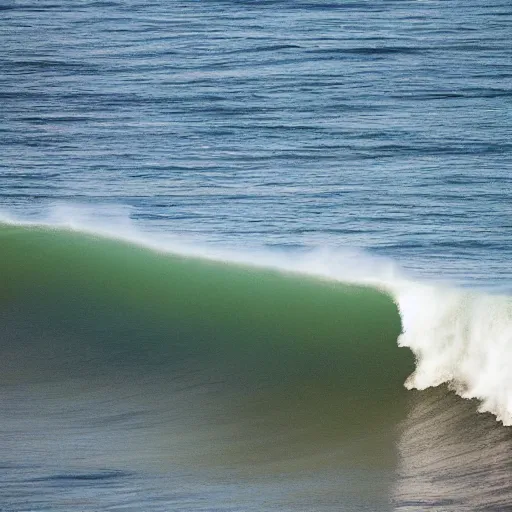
[2,207,511,426]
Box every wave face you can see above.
[0,220,413,403]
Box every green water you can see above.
[0,224,413,471]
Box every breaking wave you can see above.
[1,207,511,425]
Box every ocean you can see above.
[1,1,512,510]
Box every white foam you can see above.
[395,283,512,425]
[1,205,512,425]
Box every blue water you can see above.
[1,1,512,511]
[2,0,511,286]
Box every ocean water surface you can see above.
[1,1,512,510]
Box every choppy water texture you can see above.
[1,1,512,511]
